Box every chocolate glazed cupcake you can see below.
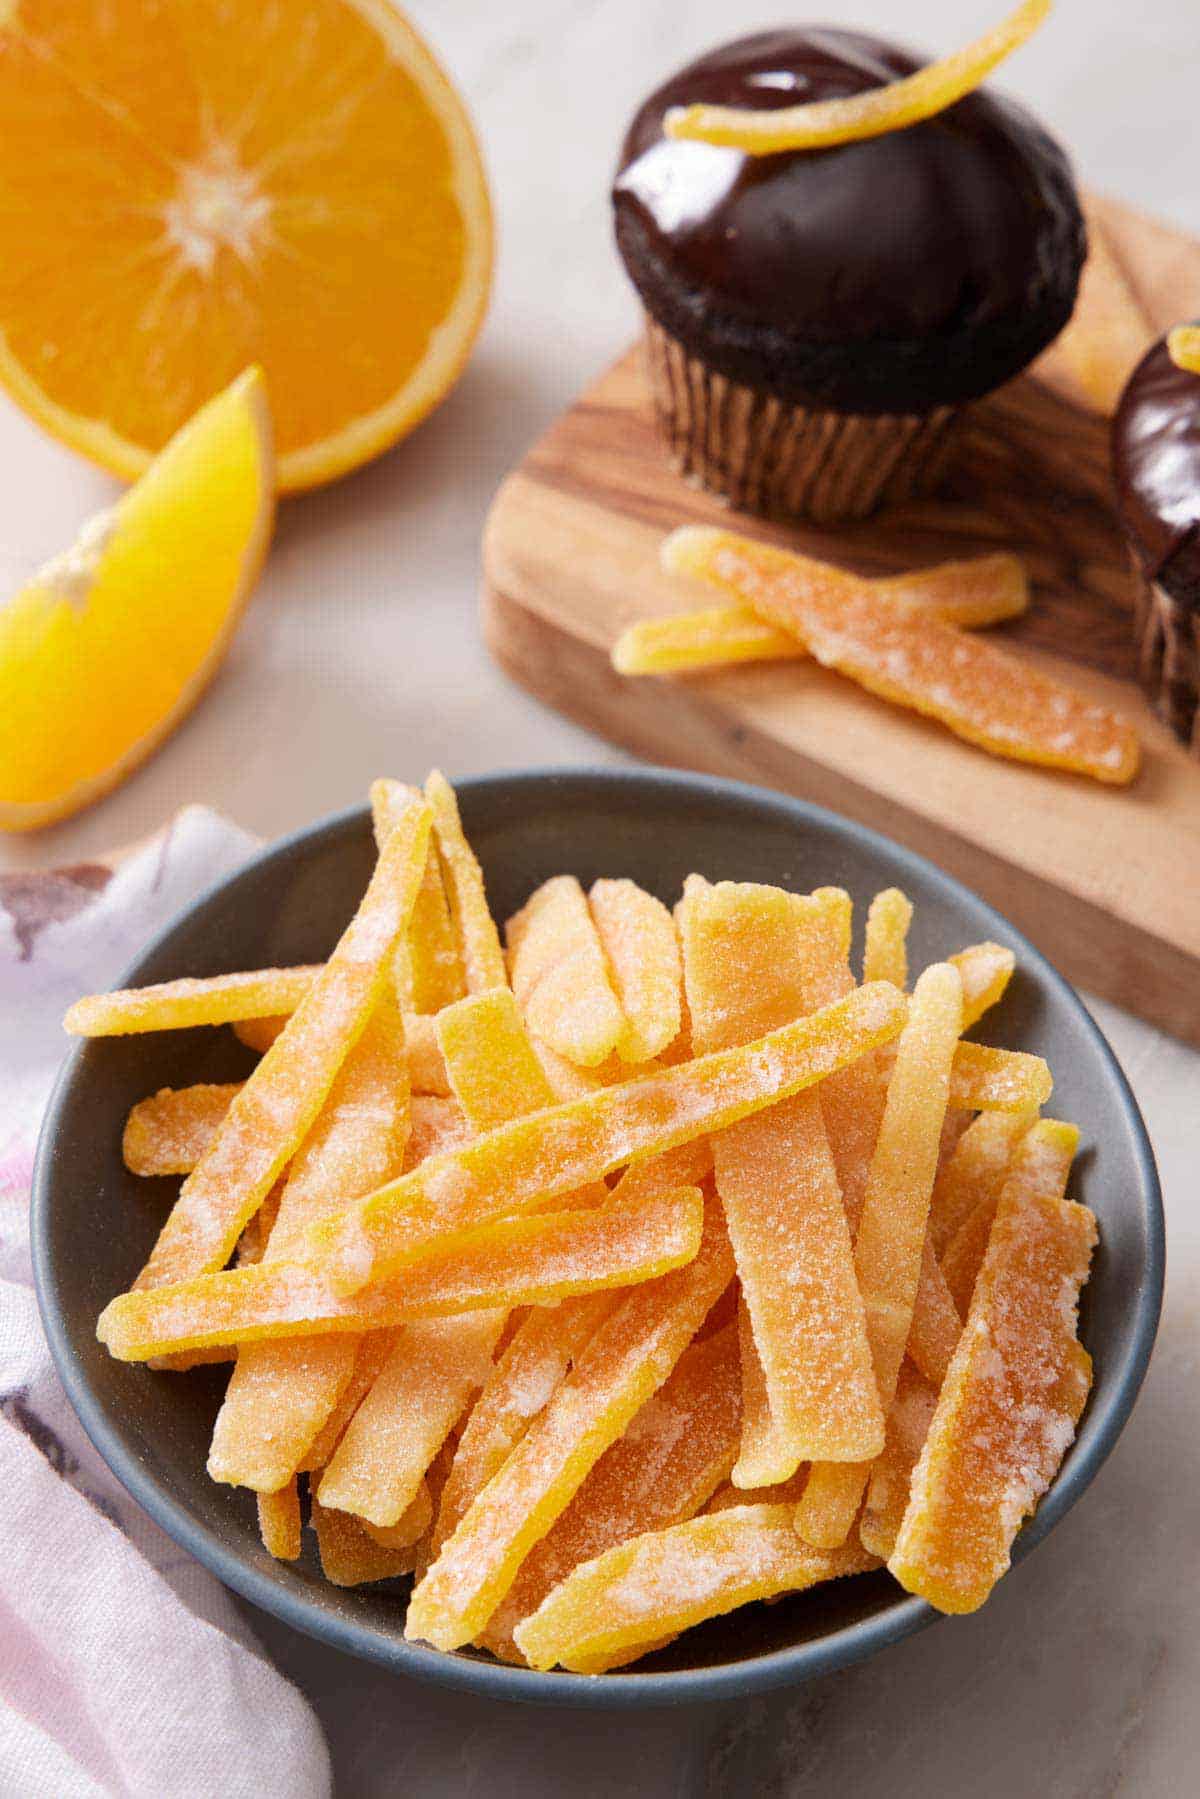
[1113,331,1200,753]
[613,29,1085,524]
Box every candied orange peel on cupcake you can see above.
[665,0,1051,154]
[612,8,1082,523]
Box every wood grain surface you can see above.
[482,195,1200,1045]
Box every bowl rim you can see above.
[31,765,1165,1708]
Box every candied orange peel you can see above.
[682,881,882,1480]
[66,965,321,1036]
[664,1,1051,155]
[796,962,963,1549]
[132,788,432,1291]
[123,1082,244,1178]
[614,552,1028,677]
[405,1194,735,1650]
[515,1506,879,1672]
[506,874,626,1068]
[310,978,907,1296]
[663,526,1139,785]
[1167,325,1200,375]
[89,770,1099,1670]
[889,1120,1094,1612]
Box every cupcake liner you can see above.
[643,319,959,525]
[1131,560,1200,754]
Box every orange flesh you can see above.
[0,0,491,487]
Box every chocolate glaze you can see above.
[613,29,1085,414]
[1112,331,1200,606]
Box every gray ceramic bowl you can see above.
[32,769,1163,1706]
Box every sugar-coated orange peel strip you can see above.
[1167,325,1200,375]
[405,1195,735,1650]
[515,1505,879,1672]
[309,1491,416,1587]
[663,527,1139,785]
[361,1480,433,1552]
[863,888,912,990]
[889,1120,1094,1612]
[682,881,882,1478]
[65,965,322,1036]
[316,1311,503,1527]
[98,1185,707,1360]
[299,1329,399,1473]
[481,1322,742,1661]
[906,1236,962,1389]
[588,878,683,1063]
[424,770,508,995]
[796,963,963,1549]
[123,1083,244,1177]
[858,1363,939,1560]
[667,541,1030,630]
[373,781,465,1014]
[928,1107,1038,1254]
[434,1142,710,1558]
[942,1115,1077,1317]
[951,942,1016,1031]
[613,553,1029,676]
[257,1482,302,1562]
[506,875,626,1068]
[130,786,432,1291]
[950,1042,1050,1112]
[309,978,908,1297]
[437,987,612,1218]
[403,1095,470,1169]
[207,1003,410,1492]
[236,1005,451,1093]
[436,986,571,1133]
[436,1291,618,1564]
[664,0,1051,155]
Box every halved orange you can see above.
[0,0,492,490]
[0,367,274,830]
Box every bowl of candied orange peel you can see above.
[32,768,1162,1702]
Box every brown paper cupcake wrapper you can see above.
[1132,559,1200,754]
[644,319,959,526]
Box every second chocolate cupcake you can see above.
[1113,328,1200,753]
[612,28,1085,524]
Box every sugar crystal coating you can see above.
[507,875,626,1068]
[796,963,962,1548]
[132,787,432,1290]
[889,1121,1094,1612]
[405,1194,735,1650]
[588,877,683,1063]
[664,528,1138,784]
[514,1505,879,1671]
[123,1082,244,1177]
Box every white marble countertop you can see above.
[2,3,1197,1792]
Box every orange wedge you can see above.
[0,0,492,490]
[0,367,273,830]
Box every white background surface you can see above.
[2,3,1197,1793]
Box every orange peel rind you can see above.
[514,1506,879,1672]
[1167,326,1200,375]
[664,1,1051,156]
[663,526,1139,785]
[889,1120,1094,1612]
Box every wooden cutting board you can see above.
[482,194,1200,1048]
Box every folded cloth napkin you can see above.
[0,808,330,1799]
